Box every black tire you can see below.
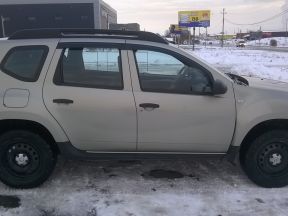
[242,130,288,188]
[0,130,57,188]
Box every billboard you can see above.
[170,24,188,34]
[178,10,210,28]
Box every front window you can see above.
[135,50,212,94]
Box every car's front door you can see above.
[43,42,137,151]
[128,47,236,153]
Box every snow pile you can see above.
[190,47,288,82]
[247,37,288,48]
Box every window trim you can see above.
[133,46,214,96]
[54,44,124,90]
[0,45,49,82]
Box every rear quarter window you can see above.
[0,46,49,82]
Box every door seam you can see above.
[126,49,139,151]
[42,40,70,142]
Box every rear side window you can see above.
[1,46,48,82]
[55,47,123,90]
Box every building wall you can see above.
[282,0,288,31]
[0,3,94,37]
[0,0,117,37]
[100,0,117,29]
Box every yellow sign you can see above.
[178,10,211,27]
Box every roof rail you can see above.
[8,28,168,44]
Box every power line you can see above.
[225,8,288,26]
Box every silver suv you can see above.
[0,29,288,188]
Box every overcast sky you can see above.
[104,0,288,35]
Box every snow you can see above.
[0,158,288,216]
[1,47,288,216]
[189,47,288,82]
[198,37,288,48]
[247,37,288,48]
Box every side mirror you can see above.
[213,79,227,95]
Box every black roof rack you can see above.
[8,28,168,44]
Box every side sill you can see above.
[57,141,238,161]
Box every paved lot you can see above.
[0,157,288,216]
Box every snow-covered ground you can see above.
[191,47,288,82]
[247,37,288,48]
[1,158,288,216]
[198,37,288,48]
[1,48,288,216]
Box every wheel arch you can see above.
[239,119,288,164]
[0,119,61,154]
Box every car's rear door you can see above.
[43,39,137,151]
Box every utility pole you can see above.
[205,27,208,48]
[192,27,196,51]
[106,13,109,29]
[286,19,288,43]
[189,28,191,45]
[1,16,7,38]
[221,8,227,48]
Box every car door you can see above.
[43,41,137,151]
[128,46,236,153]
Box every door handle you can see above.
[139,103,160,109]
[53,99,74,104]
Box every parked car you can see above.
[236,40,246,47]
[0,29,288,188]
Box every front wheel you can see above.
[242,130,288,188]
[0,130,57,188]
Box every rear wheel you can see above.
[0,130,57,188]
[242,130,288,188]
